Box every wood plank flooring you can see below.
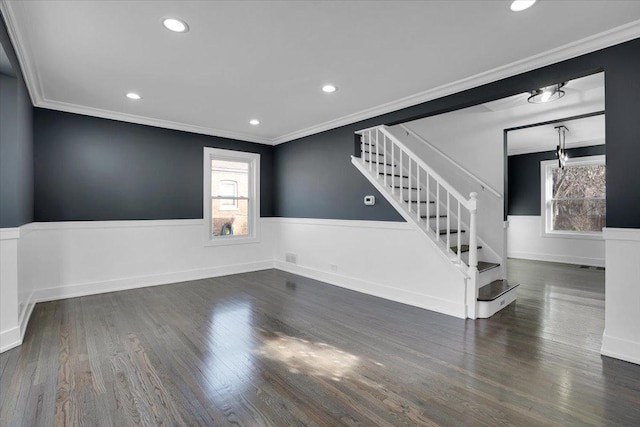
[1,259,639,426]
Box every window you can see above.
[541,155,605,237]
[219,180,238,210]
[203,148,260,244]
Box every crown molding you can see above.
[3,0,639,146]
[1,0,42,106]
[272,20,640,144]
[36,98,274,145]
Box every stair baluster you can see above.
[416,167,421,222]
[352,126,514,320]
[457,201,461,263]
[436,184,440,240]
[376,130,380,177]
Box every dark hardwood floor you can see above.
[2,259,639,426]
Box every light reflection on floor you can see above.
[254,329,363,381]
[204,302,255,395]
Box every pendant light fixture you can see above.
[555,125,569,169]
[528,83,566,104]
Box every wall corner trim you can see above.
[0,227,20,240]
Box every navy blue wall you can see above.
[34,109,274,221]
[274,38,640,228]
[274,126,403,221]
[508,145,606,216]
[0,13,33,228]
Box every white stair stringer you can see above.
[352,158,468,275]
[352,125,518,319]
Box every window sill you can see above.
[204,234,260,246]
[542,231,604,241]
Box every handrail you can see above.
[397,124,502,199]
[373,126,473,210]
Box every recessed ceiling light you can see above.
[322,84,337,93]
[510,0,536,12]
[162,18,189,33]
[249,119,260,126]
[126,92,141,100]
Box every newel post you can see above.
[466,192,479,319]
[468,192,478,270]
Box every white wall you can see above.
[1,217,470,353]
[19,219,275,303]
[1,219,275,351]
[601,228,640,365]
[0,228,21,351]
[393,82,605,265]
[507,216,605,267]
[271,218,468,318]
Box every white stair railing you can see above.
[356,125,478,275]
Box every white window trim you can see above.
[540,155,605,240]
[203,147,260,246]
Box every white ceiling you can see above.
[488,73,606,155]
[1,1,639,145]
[507,114,605,156]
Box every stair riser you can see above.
[477,288,517,319]
[398,188,427,200]
[403,204,436,218]
[477,265,503,286]
[378,175,412,187]
[363,163,397,175]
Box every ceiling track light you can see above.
[555,125,570,169]
[528,82,566,104]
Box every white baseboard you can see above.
[508,251,604,267]
[0,326,21,353]
[19,291,35,336]
[601,333,640,365]
[32,260,275,303]
[1,292,38,353]
[275,260,466,319]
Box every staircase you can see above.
[352,125,518,319]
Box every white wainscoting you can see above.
[507,215,605,267]
[269,218,468,318]
[1,228,21,352]
[21,219,276,302]
[601,228,640,365]
[0,219,276,352]
[2,217,469,353]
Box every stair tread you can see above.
[438,229,465,235]
[393,185,420,190]
[477,279,519,302]
[477,261,500,273]
[421,214,448,219]
[449,244,482,253]
[378,172,409,178]
[364,160,395,166]
[362,151,384,156]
